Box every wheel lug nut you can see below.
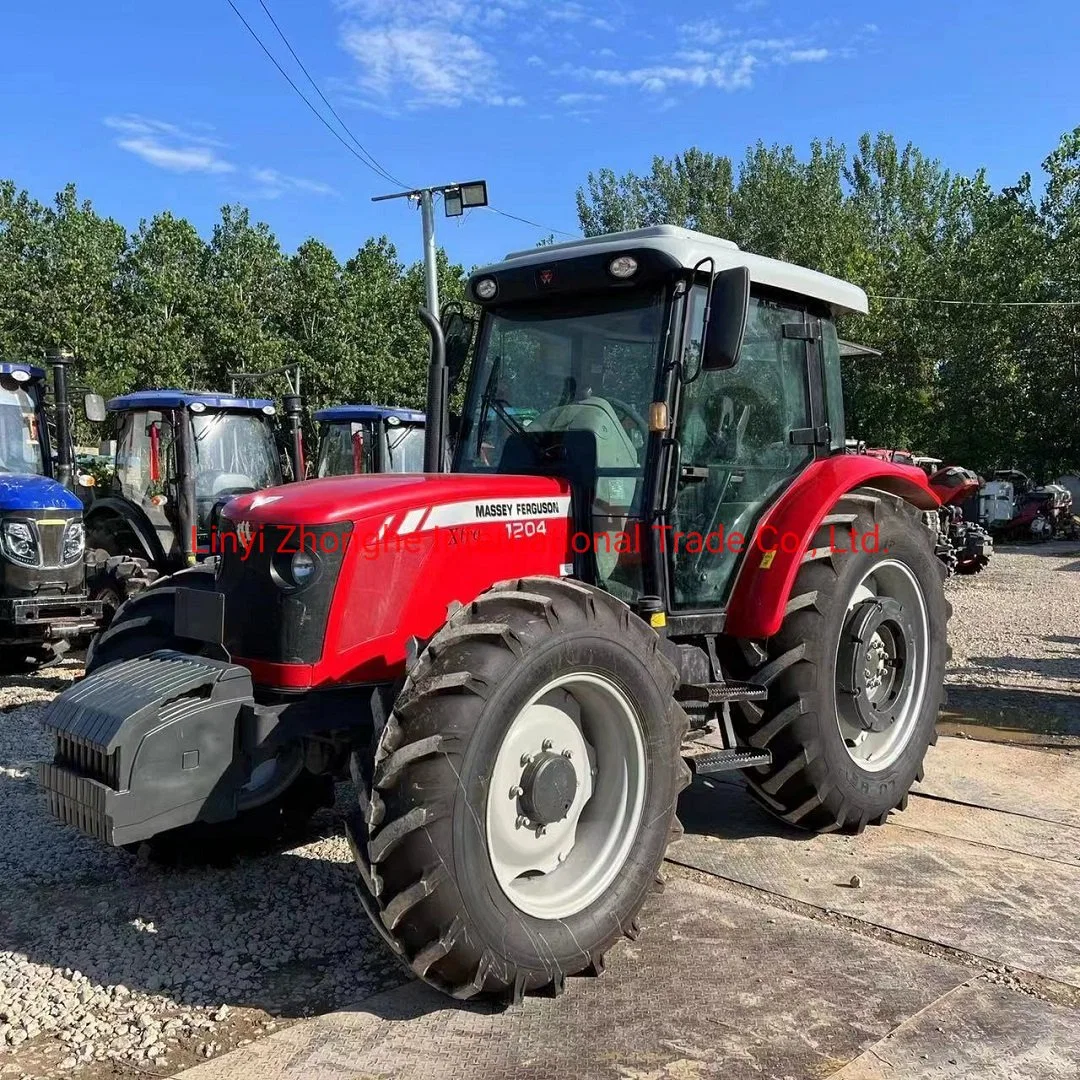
[542,739,553,751]
[516,815,529,829]
[520,753,532,766]
[510,785,523,799]
[562,749,573,759]
[535,824,547,838]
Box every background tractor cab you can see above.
[42,226,950,1008]
[314,405,426,476]
[0,358,100,668]
[83,390,293,618]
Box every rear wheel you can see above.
[729,488,949,832]
[347,576,689,1001]
[85,550,160,633]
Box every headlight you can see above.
[291,550,317,586]
[62,520,85,564]
[2,521,38,566]
[474,277,498,300]
[608,255,638,279]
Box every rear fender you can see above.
[725,456,940,640]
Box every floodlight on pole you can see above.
[372,180,490,315]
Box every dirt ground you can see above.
[1,544,1078,1080]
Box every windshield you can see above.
[317,421,369,476]
[456,288,666,602]
[386,423,425,472]
[457,288,664,474]
[0,379,45,476]
[192,412,282,499]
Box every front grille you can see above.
[54,732,121,790]
[217,522,351,664]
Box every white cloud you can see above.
[556,91,605,106]
[104,115,234,174]
[526,54,544,66]
[342,25,508,108]
[249,168,337,199]
[787,47,829,62]
[583,51,757,93]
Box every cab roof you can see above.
[0,362,45,381]
[107,390,275,413]
[314,404,425,424]
[493,224,869,316]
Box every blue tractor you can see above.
[83,389,299,622]
[313,404,426,476]
[0,356,101,669]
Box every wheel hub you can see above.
[838,597,911,733]
[485,673,647,920]
[518,749,578,826]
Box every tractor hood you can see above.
[0,474,82,513]
[224,473,572,527]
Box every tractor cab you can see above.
[88,390,283,571]
[0,360,100,666]
[455,226,865,613]
[314,405,426,476]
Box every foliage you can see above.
[3,125,1079,481]
[577,129,1080,479]
[0,185,466,445]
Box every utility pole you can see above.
[372,180,489,322]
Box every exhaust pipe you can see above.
[419,305,447,473]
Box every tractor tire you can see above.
[347,576,690,1002]
[0,640,70,674]
[86,565,333,854]
[85,564,216,672]
[729,488,949,833]
[86,550,161,633]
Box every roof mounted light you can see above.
[608,255,638,279]
[475,277,498,300]
[10,369,30,383]
[262,405,277,416]
[189,401,206,413]
[386,414,401,426]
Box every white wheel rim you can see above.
[834,559,931,772]
[485,671,647,920]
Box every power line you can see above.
[253,0,409,190]
[224,0,405,188]
[486,206,578,240]
[869,294,1080,307]
[226,0,577,240]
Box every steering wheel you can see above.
[605,397,649,445]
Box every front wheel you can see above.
[347,576,689,1001]
[730,488,949,832]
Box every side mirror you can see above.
[84,393,107,423]
[442,310,476,396]
[701,266,750,370]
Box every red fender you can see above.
[725,456,940,640]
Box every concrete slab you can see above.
[671,779,1080,987]
[894,792,1080,866]
[830,981,1080,1079]
[177,875,966,1080]
[915,737,1080,828]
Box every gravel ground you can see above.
[2,544,1078,1079]
[943,541,1080,738]
[0,662,404,1080]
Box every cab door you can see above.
[667,292,823,611]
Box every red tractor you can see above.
[926,465,993,573]
[38,226,949,1002]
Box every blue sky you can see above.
[2,0,1077,270]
